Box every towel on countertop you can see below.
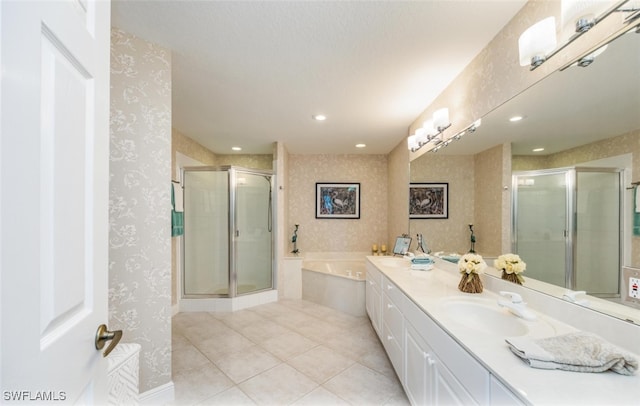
[411,257,434,271]
[411,257,434,264]
[505,331,638,375]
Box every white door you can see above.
[1,0,112,403]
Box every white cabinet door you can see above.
[434,357,478,406]
[404,322,433,405]
[490,376,524,406]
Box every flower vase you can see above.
[501,271,523,285]
[458,272,483,293]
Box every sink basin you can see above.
[440,297,530,337]
[378,257,410,268]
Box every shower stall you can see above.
[181,166,274,301]
[512,167,622,298]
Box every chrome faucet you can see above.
[498,291,537,321]
[416,233,430,254]
[562,290,590,307]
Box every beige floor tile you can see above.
[196,387,256,405]
[173,312,218,331]
[213,309,266,331]
[213,345,281,384]
[238,363,318,405]
[323,363,403,405]
[172,345,211,374]
[248,302,295,319]
[237,318,293,342]
[357,341,396,377]
[172,362,235,406]
[182,319,234,345]
[197,330,255,363]
[292,387,350,405]
[288,345,355,384]
[173,332,194,353]
[259,331,318,360]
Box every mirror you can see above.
[410,26,640,322]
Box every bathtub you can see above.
[301,259,366,317]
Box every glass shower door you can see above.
[232,169,273,295]
[574,169,620,296]
[183,170,229,296]
[513,170,568,287]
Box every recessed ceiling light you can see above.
[232,146,242,151]
[509,115,524,122]
[312,114,327,121]
[355,143,366,148]
[532,147,544,152]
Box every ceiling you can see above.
[111,0,527,155]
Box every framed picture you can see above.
[316,183,360,219]
[409,183,448,219]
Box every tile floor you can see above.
[170,299,410,405]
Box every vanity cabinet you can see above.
[365,260,525,405]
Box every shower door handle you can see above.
[235,230,240,237]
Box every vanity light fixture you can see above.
[409,117,481,154]
[407,108,451,153]
[518,17,557,69]
[520,1,629,71]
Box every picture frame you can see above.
[315,183,360,219]
[409,183,448,219]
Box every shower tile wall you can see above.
[109,28,172,393]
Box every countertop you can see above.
[367,255,640,406]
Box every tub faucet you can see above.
[498,291,537,321]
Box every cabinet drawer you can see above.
[382,321,403,381]
[366,261,383,287]
[383,292,404,349]
[382,276,405,310]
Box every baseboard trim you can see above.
[138,381,174,405]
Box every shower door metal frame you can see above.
[512,166,622,295]
[181,165,275,299]
[228,166,275,297]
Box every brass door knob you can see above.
[95,324,123,357]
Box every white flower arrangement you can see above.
[458,253,487,275]
[457,253,486,293]
[494,253,526,284]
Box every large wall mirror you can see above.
[410,22,640,323]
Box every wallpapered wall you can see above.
[109,28,172,393]
[288,154,388,253]
[409,154,475,254]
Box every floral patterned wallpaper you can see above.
[109,28,172,393]
[288,154,388,253]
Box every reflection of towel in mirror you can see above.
[505,331,638,375]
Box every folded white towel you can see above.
[506,332,638,375]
